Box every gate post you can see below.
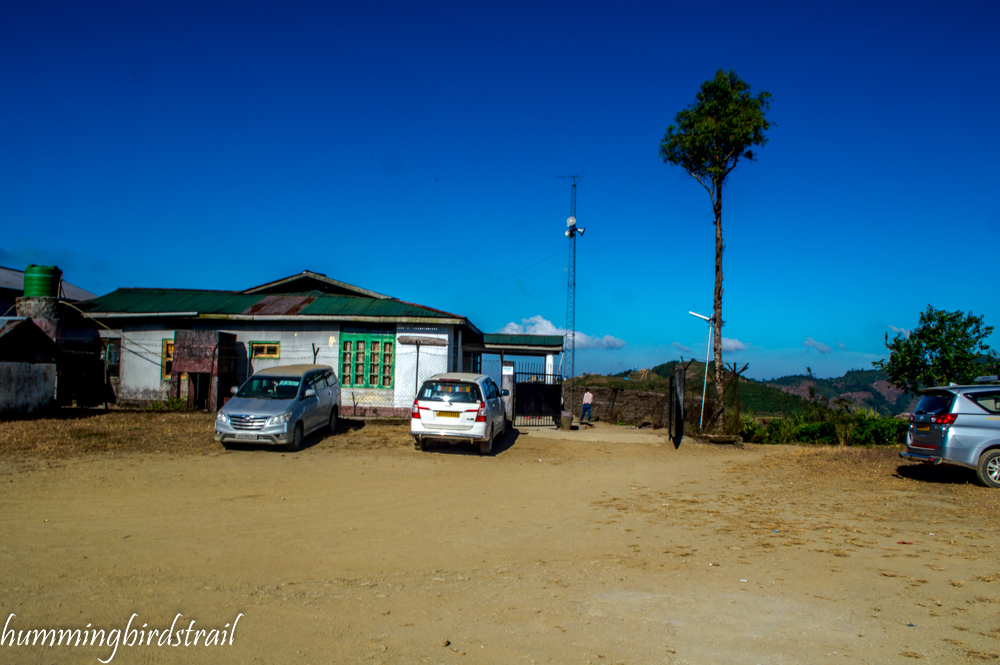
[671,364,685,446]
[501,360,515,422]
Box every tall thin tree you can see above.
[659,70,772,423]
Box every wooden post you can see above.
[414,341,421,395]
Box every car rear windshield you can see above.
[914,391,955,415]
[416,381,482,404]
[237,376,301,399]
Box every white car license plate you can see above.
[436,411,460,418]
[235,433,258,441]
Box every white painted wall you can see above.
[103,323,342,404]
[393,324,452,407]
[100,328,173,404]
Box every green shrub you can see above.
[147,398,186,412]
[762,415,802,445]
[738,413,764,442]
[792,421,837,444]
[758,413,906,445]
[851,418,908,446]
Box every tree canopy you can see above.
[659,70,772,200]
[873,305,1000,394]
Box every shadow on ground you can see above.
[895,462,979,486]
[419,425,521,457]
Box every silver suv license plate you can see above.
[235,433,258,441]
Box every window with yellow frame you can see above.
[250,341,281,359]
[161,339,174,379]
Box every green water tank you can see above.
[23,264,62,298]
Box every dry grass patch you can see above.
[0,410,414,460]
[0,410,217,458]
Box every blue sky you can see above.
[2,0,998,379]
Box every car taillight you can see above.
[412,399,421,419]
[931,413,957,426]
[908,413,915,423]
[476,402,486,422]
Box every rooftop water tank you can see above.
[23,265,62,298]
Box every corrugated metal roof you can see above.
[84,288,468,321]
[85,289,260,315]
[484,334,564,348]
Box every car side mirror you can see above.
[501,389,509,397]
[230,386,238,395]
[303,388,317,398]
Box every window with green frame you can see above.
[340,325,395,389]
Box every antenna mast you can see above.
[557,174,583,418]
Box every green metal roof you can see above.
[483,333,564,348]
[86,289,260,315]
[84,288,468,322]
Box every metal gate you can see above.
[513,370,562,427]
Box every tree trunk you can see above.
[712,181,724,426]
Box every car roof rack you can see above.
[974,375,999,383]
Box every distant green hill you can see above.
[766,368,914,415]
[648,360,807,416]
[576,362,916,417]
[626,362,915,416]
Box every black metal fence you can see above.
[513,366,562,427]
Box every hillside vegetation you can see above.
[577,363,917,417]
[765,368,915,415]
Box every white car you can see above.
[410,373,508,455]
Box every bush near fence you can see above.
[738,412,908,446]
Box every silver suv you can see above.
[215,364,341,451]
[900,383,1000,487]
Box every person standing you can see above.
[581,388,594,422]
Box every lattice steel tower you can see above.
[557,174,584,415]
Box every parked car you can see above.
[411,373,508,455]
[900,382,1000,487]
[215,364,340,451]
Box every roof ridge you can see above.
[394,298,464,319]
[111,287,244,294]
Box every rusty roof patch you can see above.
[243,295,316,315]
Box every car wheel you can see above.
[287,422,304,452]
[976,449,1000,488]
[480,427,494,456]
[328,406,339,434]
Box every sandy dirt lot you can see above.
[0,412,998,664]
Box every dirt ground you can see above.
[1,412,999,664]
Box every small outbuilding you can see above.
[0,317,61,417]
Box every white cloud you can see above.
[721,337,747,352]
[838,341,847,351]
[672,342,691,353]
[803,337,832,354]
[888,324,912,339]
[496,315,626,350]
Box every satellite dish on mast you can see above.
[566,216,576,227]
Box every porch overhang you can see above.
[467,334,564,358]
